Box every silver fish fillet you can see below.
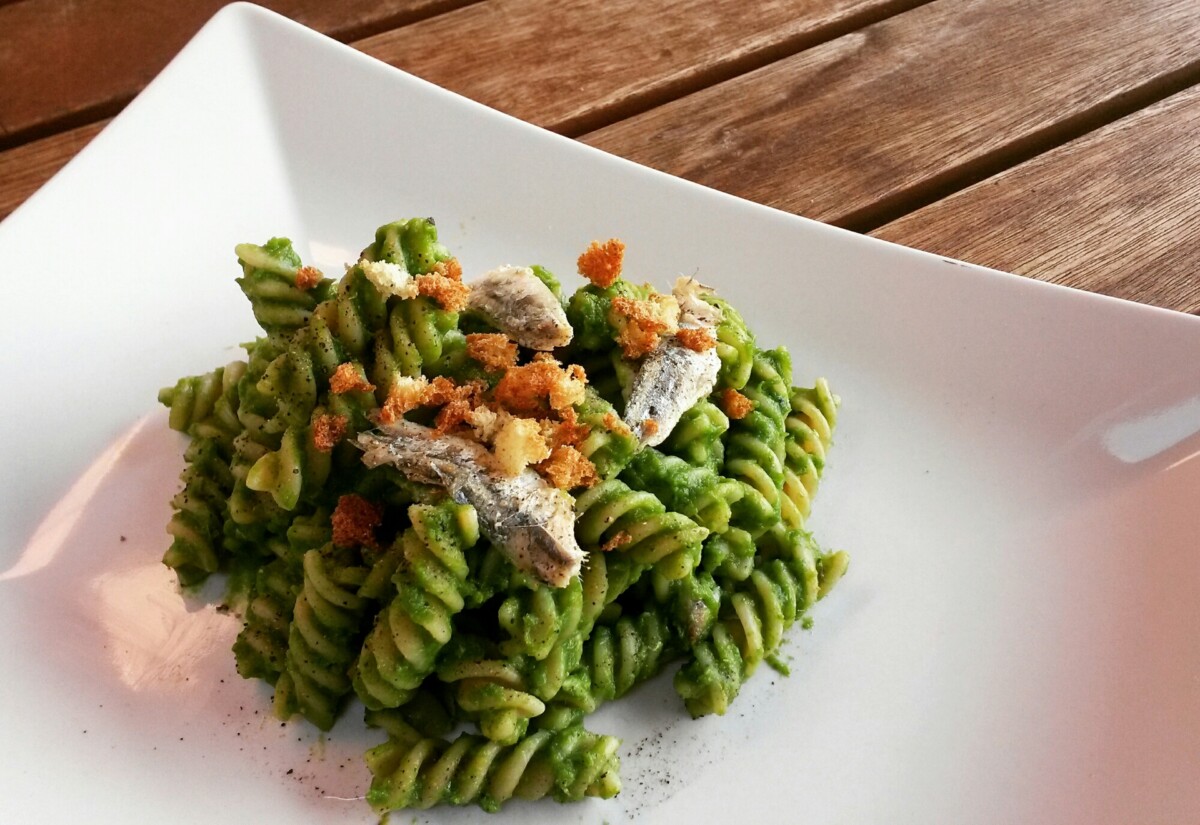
[622,277,724,447]
[467,265,573,350]
[357,420,583,587]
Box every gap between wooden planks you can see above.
[0,0,930,220]
[872,84,1200,315]
[0,0,928,150]
[582,0,1200,237]
[0,0,480,150]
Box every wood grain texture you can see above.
[0,121,106,222]
[0,0,472,147]
[872,85,1200,315]
[582,0,1200,231]
[358,0,929,134]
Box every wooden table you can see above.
[2,0,1198,314]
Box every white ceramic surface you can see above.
[2,5,1199,823]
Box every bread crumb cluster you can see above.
[608,293,681,359]
[294,265,323,290]
[331,493,383,549]
[676,327,716,352]
[720,387,754,420]
[577,238,625,288]
[330,362,376,394]
[311,412,348,452]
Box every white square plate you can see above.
[2,5,1198,823]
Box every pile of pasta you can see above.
[158,218,847,813]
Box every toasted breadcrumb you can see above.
[431,258,463,281]
[379,375,432,424]
[424,375,460,407]
[537,445,599,490]
[721,388,754,420]
[547,407,591,449]
[609,294,680,359]
[294,265,323,290]
[330,362,376,394]
[416,377,486,434]
[466,333,519,372]
[495,359,587,413]
[311,413,348,452]
[466,405,507,444]
[331,494,382,549]
[642,419,660,438]
[676,327,716,352]
[600,531,633,552]
[602,411,633,436]
[360,258,419,299]
[416,272,470,312]
[577,239,625,288]
[492,416,552,476]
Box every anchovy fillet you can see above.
[623,277,724,447]
[467,265,573,350]
[357,420,583,587]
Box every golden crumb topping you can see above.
[546,407,591,449]
[537,445,599,490]
[330,362,376,394]
[577,238,625,288]
[676,327,716,352]
[311,413,348,452]
[465,405,506,444]
[493,416,552,476]
[331,494,382,549]
[721,388,754,420]
[433,379,487,435]
[294,265,323,290]
[495,359,587,414]
[417,271,470,312]
[609,293,680,359]
[466,333,519,372]
[379,375,431,424]
[431,257,463,281]
[602,411,633,436]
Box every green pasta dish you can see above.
[158,217,848,814]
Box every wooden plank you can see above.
[581,0,1200,232]
[0,0,472,148]
[872,85,1200,315]
[0,121,106,222]
[359,0,930,135]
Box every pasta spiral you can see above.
[574,386,638,479]
[710,297,755,391]
[497,574,583,662]
[439,655,546,746]
[162,438,233,585]
[781,378,840,527]
[276,546,370,730]
[353,502,480,710]
[674,529,837,718]
[233,557,302,682]
[365,724,620,813]
[725,348,791,536]
[661,398,728,470]
[234,237,335,336]
[620,447,743,534]
[574,479,709,581]
[158,361,246,451]
[244,423,332,511]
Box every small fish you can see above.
[623,277,723,447]
[357,420,583,587]
[467,265,573,350]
